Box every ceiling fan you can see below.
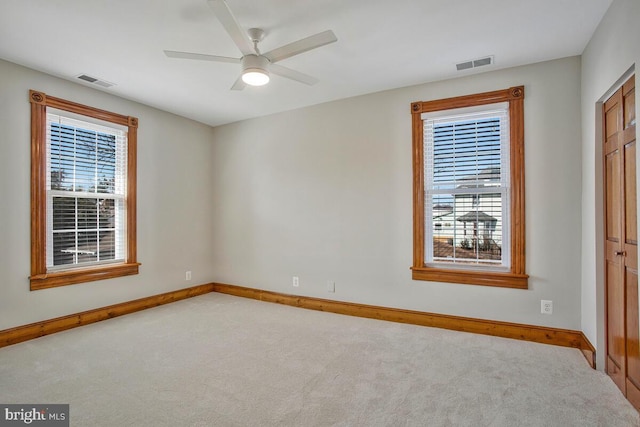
[164,0,338,90]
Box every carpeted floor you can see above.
[0,293,638,426]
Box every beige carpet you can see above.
[0,293,638,426]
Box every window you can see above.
[426,103,509,268]
[30,90,140,290]
[411,86,527,288]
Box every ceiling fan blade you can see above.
[270,64,319,86]
[207,0,255,56]
[164,50,240,64]
[263,30,337,63]
[230,76,246,91]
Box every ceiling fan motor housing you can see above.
[242,54,270,72]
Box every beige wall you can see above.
[581,0,640,370]
[0,59,217,330]
[211,56,583,329]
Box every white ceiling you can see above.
[0,0,612,127]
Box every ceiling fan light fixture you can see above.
[242,69,270,86]
[241,54,270,86]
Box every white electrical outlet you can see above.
[541,300,553,314]
[186,271,192,281]
[327,280,335,293]
[292,276,299,287]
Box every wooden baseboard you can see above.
[579,333,596,369]
[0,281,597,370]
[210,282,597,369]
[0,283,215,349]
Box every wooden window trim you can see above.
[411,86,528,289]
[29,90,140,290]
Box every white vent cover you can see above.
[456,56,494,71]
[76,74,115,88]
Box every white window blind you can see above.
[45,113,128,270]
[422,102,510,269]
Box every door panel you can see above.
[604,75,638,410]
[626,260,640,390]
[606,105,620,137]
[605,88,625,395]
[623,76,640,406]
[624,76,635,128]
[625,141,637,244]
[606,148,621,241]
[608,257,626,391]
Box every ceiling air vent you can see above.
[456,61,473,71]
[76,74,115,88]
[456,56,494,71]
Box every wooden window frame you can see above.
[29,90,140,290]
[411,86,528,289]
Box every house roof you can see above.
[459,168,500,181]
[456,211,497,223]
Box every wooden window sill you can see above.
[30,263,141,290]
[411,267,528,289]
